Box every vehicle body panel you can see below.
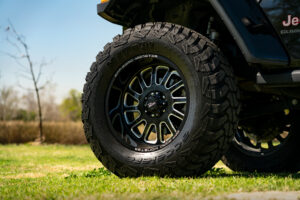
[97,0,300,68]
[260,0,300,66]
[210,0,289,67]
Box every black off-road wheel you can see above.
[82,22,239,177]
[222,111,300,173]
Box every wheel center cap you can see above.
[144,91,168,117]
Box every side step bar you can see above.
[257,70,300,86]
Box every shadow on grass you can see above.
[65,167,300,179]
[65,168,112,179]
[202,167,300,179]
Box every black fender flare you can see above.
[209,0,289,67]
[98,0,289,67]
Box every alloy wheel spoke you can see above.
[172,108,185,118]
[170,111,184,121]
[130,119,146,138]
[166,119,176,135]
[124,111,141,125]
[143,123,152,141]
[109,106,120,118]
[131,114,142,125]
[151,68,157,86]
[163,71,180,88]
[169,80,184,93]
[124,105,139,112]
[157,123,163,144]
[111,113,120,125]
[137,74,148,91]
[173,97,187,104]
[160,70,171,85]
[126,90,140,101]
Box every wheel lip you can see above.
[233,128,291,157]
[105,54,190,152]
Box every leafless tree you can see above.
[1,21,51,143]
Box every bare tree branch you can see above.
[6,36,22,53]
[16,66,31,74]
[8,20,28,50]
[0,51,28,69]
[16,72,33,81]
[36,60,47,84]
[0,51,24,60]
[38,80,51,90]
[16,79,34,91]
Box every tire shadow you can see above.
[201,167,300,179]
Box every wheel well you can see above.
[123,0,256,81]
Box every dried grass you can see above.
[0,121,87,144]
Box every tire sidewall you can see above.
[89,38,204,167]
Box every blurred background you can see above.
[0,0,121,144]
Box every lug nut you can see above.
[145,110,148,113]
[162,96,166,99]
[155,92,159,95]
[151,92,154,96]
[163,109,166,113]
[151,114,155,117]
[156,114,159,117]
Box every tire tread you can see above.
[82,22,239,177]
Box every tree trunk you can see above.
[35,87,43,143]
[28,55,44,143]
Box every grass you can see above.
[0,145,300,200]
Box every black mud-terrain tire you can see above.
[222,112,300,173]
[82,22,239,177]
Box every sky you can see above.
[0,0,121,103]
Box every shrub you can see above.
[0,121,87,145]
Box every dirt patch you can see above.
[2,165,100,179]
[209,191,300,200]
[45,165,100,172]
[4,172,46,179]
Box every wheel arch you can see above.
[98,0,289,69]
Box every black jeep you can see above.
[82,0,300,177]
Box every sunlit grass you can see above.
[0,145,300,200]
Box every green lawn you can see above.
[0,145,300,200]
